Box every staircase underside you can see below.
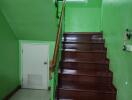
[56,32,117,100]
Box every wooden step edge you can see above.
[60,59,109,63]
[59,69,113,76]
[62,37,104,40]
[62,49,107,53]
[59,70,112,77]
[59,66,110,73]
[58,87,116,94]
[62,60,109,64]
[62,38,105,43]
[60,66,109,70]
[61,59,109,64]
[62,48,107,52]
[58,79,115,91]
[60,60,109,64]
[59,63,109,69]
[62,41,105,44]
[58,80,116,91]
[64,32,103,35]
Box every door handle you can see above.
[44,62,48,65]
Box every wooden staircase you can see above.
[56,32,117,100]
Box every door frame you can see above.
[19,41,50,89]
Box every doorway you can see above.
[21,42,49,90]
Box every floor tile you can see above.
[10,89,50,100]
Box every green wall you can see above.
[0,10,19,99]
[0,0,57,41]
[65,0,102,32]
[102,0,132,100]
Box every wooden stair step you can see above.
[58,80,116,93]
[57,81,116,100]
[61,60,109,64]
[64,32,103,34]
[62,58,108,63]
[59,70,112,85]
[62,40,105,43]
[63,41,105,44]
[63,32,103,40]
[61,69,112,77]
[62,51,108,62]
[57,93,116,100]
[57,89,116,100]
[62,50,107,54]
[57,92,116,100]
[60,61,109,71]
[62,49,106,52]
[63,43,106,51]
[61,59,109,64]
[62,48,107,53]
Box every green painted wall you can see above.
[102,0,132,100]
[0,10,19,99]
[0,0,57,41]
[65,0,102,32]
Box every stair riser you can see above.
[60,75,112,86]
[63,39,104,43]
[62,52,107,62]
[60,62,109,71]
[58,89,116,100]
[63,33,103,40]
[63,43,106,51]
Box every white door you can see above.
[21,43,49,90]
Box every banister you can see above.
[50,0,66,72]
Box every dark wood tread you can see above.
[62,60,109,64]
[60,61,109,71]
[60,69,112,77]
[62,59,109,63]
[63,43,106,51]
[62,51,108,62]
[62,39,104,43]
[63,41,104,44]
[63,33,103,43]
[62,49,106,53]
[58,81,116,94]
[62,48,107,52]
[60,60,109,66]
[64,32,103,35]
[60,67,109,72]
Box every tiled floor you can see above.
[10,89,50,100]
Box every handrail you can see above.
[50,0,66,72]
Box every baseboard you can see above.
[3,85,21,100]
